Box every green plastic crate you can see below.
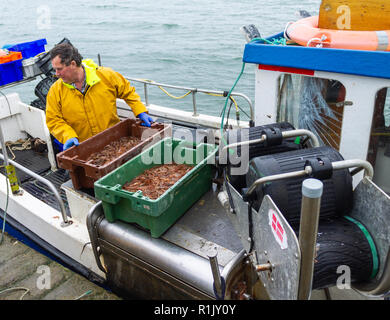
[94,138,218,238]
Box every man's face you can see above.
[51,55,77,83]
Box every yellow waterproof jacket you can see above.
[45,59,148,144]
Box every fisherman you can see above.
[45,42,153,151]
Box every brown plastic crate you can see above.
[56,119,172,189]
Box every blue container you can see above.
[3,39,47,59]
[0,59,23,86]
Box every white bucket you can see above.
[22,57,41,78]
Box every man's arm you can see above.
[45,86,79,145]
[112,70,149,117]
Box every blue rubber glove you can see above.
[137,112,153,127]
[63,137,79,151]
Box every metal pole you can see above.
[124,76,254,121]
[0,153,71,227]
[192,90,198,116]
[332,159,374,179]
[245,167,312,199]
[221,128,321,155]
[208,248,223,299]
[144,83,149,106]
[282,129,320,148]
[244,159,373,200]
[0,125,9,167]
[297,178,323,300]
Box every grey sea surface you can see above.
[1,0,322,118]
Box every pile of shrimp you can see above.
[86,136,141,166]
[122,163,193,199]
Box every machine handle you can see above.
[243,159,374,201]
[220,128,320,155]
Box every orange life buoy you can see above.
[285,15,390,51]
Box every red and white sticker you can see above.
[268,209,288,250]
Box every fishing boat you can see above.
[0,7,389,300]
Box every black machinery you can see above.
[220,122,390,299]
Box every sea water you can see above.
[1,0,322,118]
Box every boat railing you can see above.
[124,77,254,121]
[0,76,38,90]
[0,152,71,227]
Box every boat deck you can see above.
[1,137,385,300]
[2,141,244,257]
[0,232,120,300]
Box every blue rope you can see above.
[250,37,287,46]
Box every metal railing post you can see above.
[144,82,149,106]
[192,90,198,116]
[125,76,254,121]
[297,178,323,300]
[208,247,224,299]
[0,153,72,227]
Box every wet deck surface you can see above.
[0,232,121,300]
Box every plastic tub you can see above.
[3,39,47,59]
[22,56,42,78]
[57,119,172,190]
[0,51,22,64]
[0,59,23,86]
[94,137,218,238]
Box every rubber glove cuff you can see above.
[53,137,64,151]
[137,112,153,127]
[63,137,79,151]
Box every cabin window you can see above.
[369,88,390,195]
[276,74,346,150]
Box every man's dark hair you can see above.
[50,43,83,67]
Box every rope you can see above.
[0,286,30,300]
[74,289,93,300]
[207,92,239,112]
[7,139,32,151]
[219,36,288,149]
[0,90,13,244]
[0,138,33,161]
[220,61,246,150]
[158,86,192,99]
[284,21,296,41]
[250,37,287,46]
[307,35,329,48]
[138,78,193,100]
[138,78,246,119]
